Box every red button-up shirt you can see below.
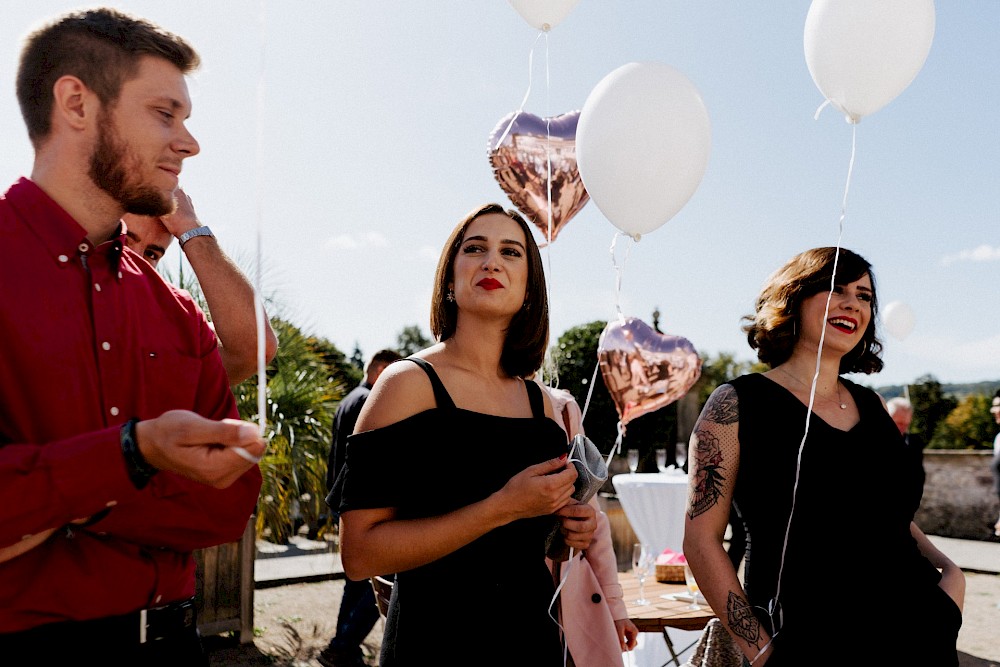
[0,178,262,632]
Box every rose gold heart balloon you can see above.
[598,317,703,427]
[487,110,590,244]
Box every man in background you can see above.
[320,349,403,667]
[887,396,926,505]
[124,187,278,384]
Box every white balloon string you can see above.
[774,124,856,611]
[254,0,268,439]
[544,31,553,247]
[813,98,831,121]
[491,32,543,152]
[608,233,632,324]
[578,356,601,426]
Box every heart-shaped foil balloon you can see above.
[487,110,590,244]
[598,316,703,427]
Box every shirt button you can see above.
[117,271,122,279]
[110,406,119,416]
[78,243,88,252]
[105,500,118,507]
[154,595,162,604]
[58,255,69,263]
[102,342,111,351]
[94,283,102,292]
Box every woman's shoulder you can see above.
[357,358,438,430]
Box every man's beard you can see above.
[88,111,174,217]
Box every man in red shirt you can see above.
[0,8,264,665]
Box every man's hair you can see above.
[369,349,403,369]
[741,246,884,375]
[17,7,200,146]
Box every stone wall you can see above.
[917,450,998,540]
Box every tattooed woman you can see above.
[682,247,964,666]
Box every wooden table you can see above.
[619,571,717,666]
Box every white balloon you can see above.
[576,62,711,239]
[883,300,916,340]
[804,0,935,123]
[507,0,581,32]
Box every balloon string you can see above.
[544,31,553,246]
[491,32,544,152]
[773,123,857,612]
[255,0,268,438]
[608,233,632,324]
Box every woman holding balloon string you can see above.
[682,247,964,666]
[337,203,597,665]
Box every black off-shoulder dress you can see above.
[340,358,569,666]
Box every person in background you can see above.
[535,377,639,665]
[887,396,926,508]
[990,390,1000,537]
[337,203,596,665]
[123,187,278,385]
[683,247,964,666]
[0,8,263,664]
[319,348,403,667]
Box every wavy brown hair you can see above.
[741,246,883,374]
[429,203,549,378]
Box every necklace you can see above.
[776,367,847,410]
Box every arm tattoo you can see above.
[703,384,739,424]
[726,591,762,648]
[688,429,725,519]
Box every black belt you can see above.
[1,597,197,647]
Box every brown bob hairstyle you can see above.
[741,246,884,375]
[429,203,549,379]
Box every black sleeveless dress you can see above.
[728,373,961,666]
[339,358,568,666]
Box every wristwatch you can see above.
[177,226,214,248]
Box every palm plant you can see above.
[235,318,345,544]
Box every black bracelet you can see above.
[120,417,158,489]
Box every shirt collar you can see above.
[6,178,126,267]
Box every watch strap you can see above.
[178,226,214,248]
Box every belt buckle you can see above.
[139,608,147,644]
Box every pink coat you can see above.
[541,383,629,667]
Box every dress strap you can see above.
[524,377,545,418]
[404,357,456,409]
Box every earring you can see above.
[446,289,455,303]
[522,301,530,311]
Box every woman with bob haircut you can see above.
[336,203,597,665]
[683,247,964,666]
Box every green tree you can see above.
[235,318,346,544]
[397,324,432,356]
[910,375,958,448]
[929,394,996,450]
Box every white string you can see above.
[771,121,857,633]
[490,32,544,152]
[254,0,268,438]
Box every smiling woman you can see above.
[682,246,966,666]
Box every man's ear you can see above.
[51,75,95,131]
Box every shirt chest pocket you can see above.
[134,348,202,418]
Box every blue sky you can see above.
[2,1,998,388]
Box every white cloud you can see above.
[324,231,389,251]
[939,244,1000,267]
[900,332,1000,383]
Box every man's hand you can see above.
[135,410,266,489]
[159,187,200,237]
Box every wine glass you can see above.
[675,441,688,471]
[631,543,652,605]
[655,447,668,473]
[626,448,639,474]
[683,563,702,610]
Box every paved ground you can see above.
[205,535,1000,666]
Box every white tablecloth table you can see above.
[612,471,690,557]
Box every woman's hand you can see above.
[494,456,578,522]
